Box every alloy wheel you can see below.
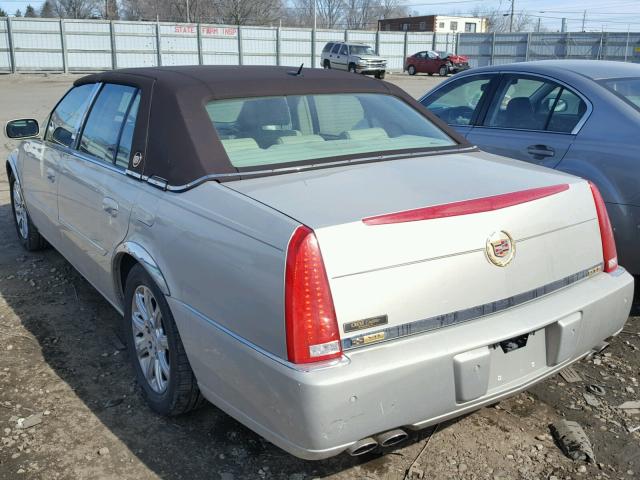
[131,285,170,393]
[12,181,28,239]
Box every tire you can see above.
[9,172,46,251]
[348,63,357,73]
[375,70,386,79]
[323,59,331,69]
[439,65,449,77]
[407,65,416,76]
[427,72,433,76]
[124,264,205,416]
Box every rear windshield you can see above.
[601,77,640,109]
[206,93,455,169]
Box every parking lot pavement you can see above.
[0,73,639,480]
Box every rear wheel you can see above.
[124,264,205,416]
[9,173,46,251]
[348,63,357,73]
[323,59,331,69]
[375,70,386,79]
[407,65,416,76]
[439,65,449,76]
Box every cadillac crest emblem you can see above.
[486,231,515,267]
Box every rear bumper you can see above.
[170,269,633,460]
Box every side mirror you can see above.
[5,119,39,139]
[52,126,74,147]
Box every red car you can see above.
[405,50,470,76]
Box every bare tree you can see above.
[469,3,533,32]
[52,0,101,19]
[316,0,343,28]
[211,0,283,25]
[376,0,408,20]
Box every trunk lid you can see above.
[225,151,603,343]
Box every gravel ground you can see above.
[0,72,639,480]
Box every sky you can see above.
[2,0,640,32]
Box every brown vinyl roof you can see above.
[75,66,467,188]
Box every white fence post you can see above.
[311,27,316,68]
[237,26,243,65]
[196,23,203,65]
[109,21,117,70]
[6,17,16,73]
[276,27,281,66]
[59,19,68,73]
[490,32,496,65]
[155,22,162,66]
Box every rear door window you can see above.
[331,44,341,54]
[79,84,139,165]
[483,75,586,132]
[323,42,334,53]
[45,84,96,148]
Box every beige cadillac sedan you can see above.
[5,66,634,460]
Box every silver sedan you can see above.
[4,66,634,460]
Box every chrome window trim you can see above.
[73,150,128,175]
[420,70,593,135]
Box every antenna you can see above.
[288,63,304,76]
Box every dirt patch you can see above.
[0,74,638,480]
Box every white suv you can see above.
[321,41,387,79]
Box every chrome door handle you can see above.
[46,168,55,183]
[527,145,555,158]
[102,198,119,217]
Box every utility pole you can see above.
[581,10,586,32]
[561,18,567,33]
[536,17,541,32]
[509,0,515,32]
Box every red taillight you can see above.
[285,225,342,364]
[589,181,618,273]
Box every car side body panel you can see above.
[121,180,300,359]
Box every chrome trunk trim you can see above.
[342,264,604,350]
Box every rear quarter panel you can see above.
[124,181,299,359]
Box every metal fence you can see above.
[0,17,457,73]
[458,32,640,67]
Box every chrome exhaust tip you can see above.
[375,429,409,448]
[346,437,378,456]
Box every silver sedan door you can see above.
[57,84,143,304]
[20,84,97,242]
